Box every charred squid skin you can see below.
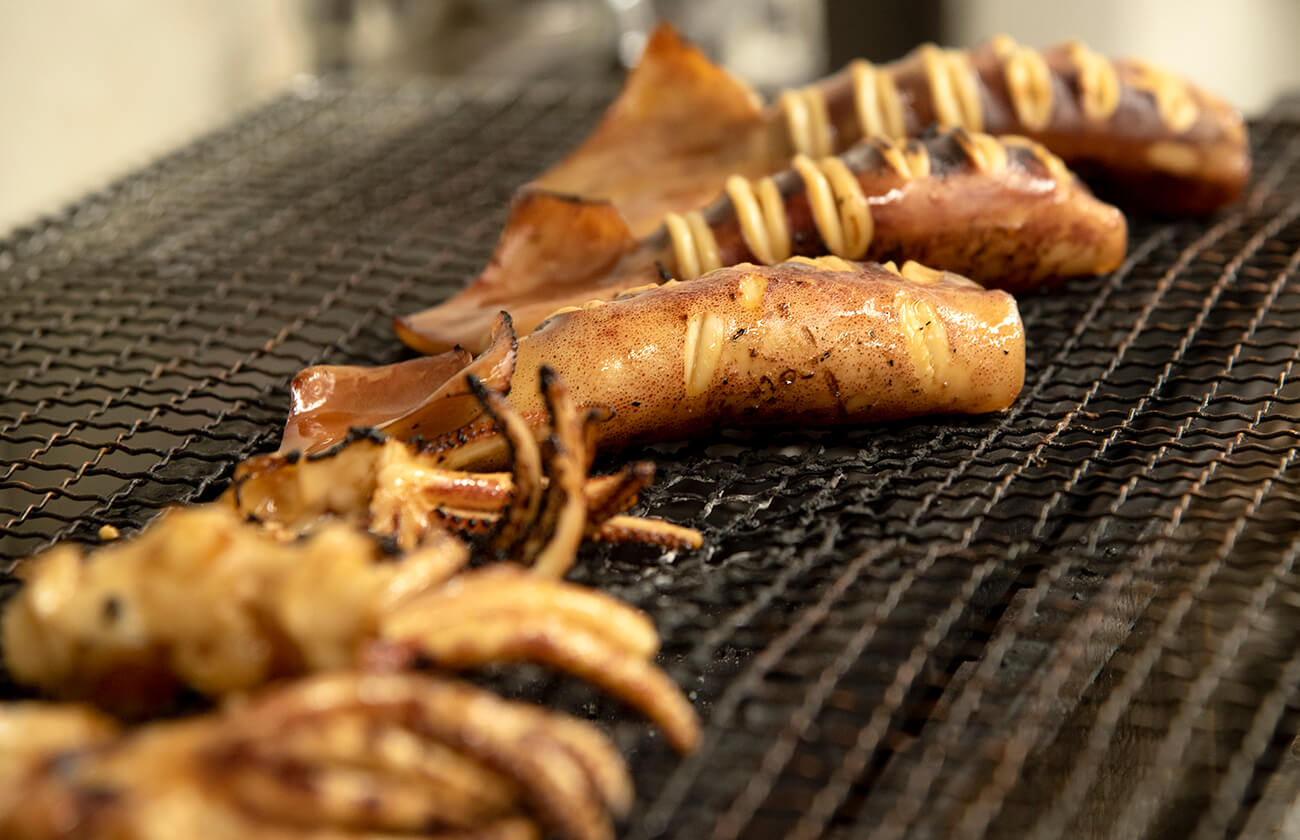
[657,127,1127,293]
[395,126,1124,353]
[496,257,1026,456]
[788,35,1248,214]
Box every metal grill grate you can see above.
[5,78,1300,838]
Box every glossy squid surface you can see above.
[0,673,643,840]
[397,128,1124,353]
[294,258,1025,462]
[4,371,702,751]
[536,24,1247,232]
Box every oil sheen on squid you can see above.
[289,257,1026,465]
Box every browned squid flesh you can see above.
[242,365,702,555]
[0,672,644,840]
[396,127,1124,354]
[808,34,1249,215]
[371,566,701,754]
[2,506,468,715]
[2,508,701,753]
[288,257,1025,465]
[535,24,1247,231]
[235,434,677,547]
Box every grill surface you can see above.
[5,78,1300,838]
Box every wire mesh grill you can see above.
[5,78,1300,838]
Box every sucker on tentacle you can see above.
[296,258,1026,464]
[395,127,1124,353]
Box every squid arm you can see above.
[396,128,1125,354]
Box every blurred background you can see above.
[2,0,1297,232]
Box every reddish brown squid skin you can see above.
[394,128,1125,355]
[382,258,1025,465]
[805,39,1249,215]
[533,24,1247,230]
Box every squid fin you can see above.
[275,315,517,455]
[394,190,638,354]
[279,348,474,455]
[532,23,764,198]
[382,312,518,442]
[394,25,763,354]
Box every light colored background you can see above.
[946,0,1300,115]
[0,1,310,231]
[2,0,1298,232]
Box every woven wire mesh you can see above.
[5,78,1300,838]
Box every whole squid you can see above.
[537,24,1248,231]
[286,257,1026,463]
[397,128,1124,354]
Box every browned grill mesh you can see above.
[5,78,1300,838]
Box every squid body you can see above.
[397,128,1124,354]
[286,258,1026,461]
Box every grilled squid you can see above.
[4,372,702,750]
[233,435,696,550]
[243,365,703,555]
[0,673,642,840]
[396,128,1123,353]
[536,24,1247,230]
[290,257,1025,463]
[2,507,700,753]
[798,34,1249,215]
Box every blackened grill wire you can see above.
[4,80,1300,837]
